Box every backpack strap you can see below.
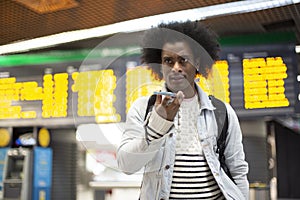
[209,95,235,184]
[144,94,157,121]
[208,95,228,148]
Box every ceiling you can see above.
[0,0,300,52]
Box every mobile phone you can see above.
[153,91,176,97]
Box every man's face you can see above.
[161,41,197,95]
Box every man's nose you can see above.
[172,61,182,72]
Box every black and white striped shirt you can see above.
[170,95,224,200]
[169,154,224,199]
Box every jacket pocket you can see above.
[140,171,161,200]
[144,146,165,173]
[155,177,162,200]
[221,169,245,200]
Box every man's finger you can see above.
[155,92,162,105]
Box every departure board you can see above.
[220,44,299,118]
[72,70,120,123]
[0,43,298,127]
[243,57,289,109]
[197,60,231,104]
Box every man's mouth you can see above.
[170,75,185,81]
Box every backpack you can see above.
[144,94,235,184]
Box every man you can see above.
[117,20,249,200]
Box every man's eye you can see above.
[163,58,173,64]
[180,57,189,63]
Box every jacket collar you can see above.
[194,83,215,111]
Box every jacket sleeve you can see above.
[224,103,249,199]
[117,97,169,174]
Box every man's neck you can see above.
[183,88,197,98]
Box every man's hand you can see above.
[154,91,184,121]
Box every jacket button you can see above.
[165,165,170,170]
[169,133,173,137]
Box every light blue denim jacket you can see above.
[117,85,249,200]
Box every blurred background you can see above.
[0,0,300,199]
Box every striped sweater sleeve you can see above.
[145,109,173,142]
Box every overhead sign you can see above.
[0,43,298,126]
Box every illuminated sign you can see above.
[220,44,298,118]
[126,66,162,112]
[0,70,123,124]
[243,57,289,109]
[197,60,230,103]
[43,73,69,118]
[0,43,298,126]
[72,70,120,123]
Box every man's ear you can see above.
[195,58,201,73]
